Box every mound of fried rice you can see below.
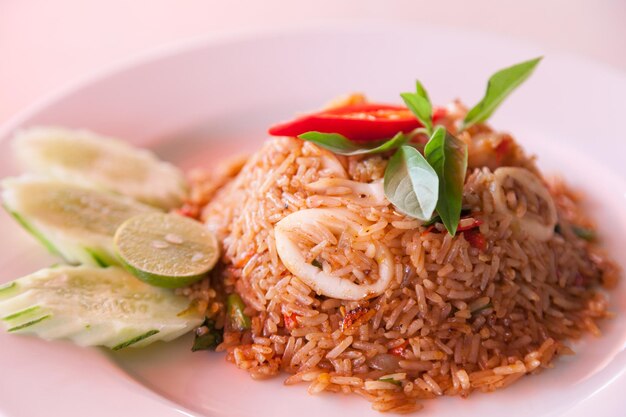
[180,101,618,413]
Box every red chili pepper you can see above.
[432,107,447,120]
[176,203,200,219]
[269,103,446,142]
[421,224,437,236]
[463,229,486,251]
[283,312,299,330]
[456,219,484,232]
[494,137,512,164]
[389,340,409,356]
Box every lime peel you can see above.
[114,213,220,288]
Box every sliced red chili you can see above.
[269,103,446,142]
[494,137,512,164]
[176,203,200,219]
[456,218,484,232]
[463,229,486,251]
[389,340,409,356]
[283,312,299,330]
[340,306,375,332]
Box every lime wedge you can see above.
[114,213,219,288]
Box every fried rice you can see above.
[181,102,618,413]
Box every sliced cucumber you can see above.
[12,127,188,210]
[0,266,204,349]
[1,176,158,266]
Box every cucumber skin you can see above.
[4,206,60,257]
[112,329,159,351]
[8,315,51,332]
[4,205,118,268]
[2,305,40,321]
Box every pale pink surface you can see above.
[1,0,626,123]
[0,26,625,417]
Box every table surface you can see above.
[1,0,625,123]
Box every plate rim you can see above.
[1,23,625,417]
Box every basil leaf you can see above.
[383,145,438,221]
[401,80,433,134]
[191,319,223,352]
[462,57,542,130]
[424,127,468,235]
[298,131,407,156]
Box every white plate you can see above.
[0,25,625,417]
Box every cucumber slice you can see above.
[114,213,219,288]
[12,127,188,210]
[0,266,204,349]
[1,176,158,266]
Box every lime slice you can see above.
[114,213,219,288]
[0,265,204,350]
[13,127,188,209]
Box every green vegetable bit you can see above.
[462,57,542,130]
[379,377,402,386]
[383,145,439,221]
[401,80,433,135]
[572,226,595,241]
[227,293,251,331]
[192,319,223,351]
[298,131,407,156]
[424,127,468,235]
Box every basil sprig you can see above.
[298,131,407,156]
[462,57,542,130]
[293,58,541,235]
[401,80,433,135]
[424,127,468,234]
[383,145,439,221]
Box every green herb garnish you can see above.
[423,208,472,228]
[379,377,402,386]
[227,293,251,331]
[424,127,468,235]
[192,319,223,351]
[462,57,542,130]
[572,226,595,241]
[383,145,439,221]
[298,131,407,156]
[311,259,323,268]
[295,58,540,233]
[401,80,433,135]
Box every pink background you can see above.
[2,0,625,124]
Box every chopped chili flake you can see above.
[389,340,409,356]
[457,218,484,232]
[464,229,486,251]
[495,137,512,164]
[283,312,299,330]
[340,306,376,332]
[432,107,447,120]
[176,203,200,219]
[574,273,587,287]
[421,224,437,236]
